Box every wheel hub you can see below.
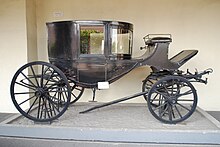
[35,88,46,97]
[167,96,177,105]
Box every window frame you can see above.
[110,25,133,58]
[79,24,106,56]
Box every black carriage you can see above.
[10,20,212,124]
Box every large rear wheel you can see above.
[10,61,71,122]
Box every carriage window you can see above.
[80,25,104,54]
[111,28,132,55]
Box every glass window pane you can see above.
[80,25,104,54]
[112,28,132,55]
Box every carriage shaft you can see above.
[80,91,148,114]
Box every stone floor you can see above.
[9,103,219,131]
[0,103,220,146]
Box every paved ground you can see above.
[1,137,220,147]
[0,103,220,146]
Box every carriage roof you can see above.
[47,20,133,60]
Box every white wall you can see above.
[36,0,220,111]
[0,0,37,113]
[0,0,28,113]
[26,0,37,62]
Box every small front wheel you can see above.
[10,61,71,122]
[147,76,197,124]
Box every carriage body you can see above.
[47,20,137,88]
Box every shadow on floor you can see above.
[0,113,16,123]
[207,111,220,121]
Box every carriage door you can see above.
[77,24,107,84]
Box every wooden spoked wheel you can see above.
[147,76,197,124]
[10,61,71,122]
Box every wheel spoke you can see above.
[41,98,46,119]
[174,86,181,97]
[159,103,168,117]
[30,65,40,87]
[171,79,174,95]
[43,70,55,88]
[162,82,170,97]
[26,97,38,114]
[62,87,68,100]
[45,81,62,90]
[174,105,183,118]
[152,101,168,111]
[176,102,191,112]
[154,89,168,98]
[48,100,54,116]
[60,90,65,103]
[171,105,176,119]
[37,97,42,119]
[41,67,52,80]
[14,91,35,95]
[177,99,194,102]
[45,93,61,112]
[47,89,69,93]
[47,97,60,113]
[168,104,172,121]
[43,98,51,119]
[21,72,37,88]
[71,92,77,98]
[40,65,45,87]
[15,81,36,91]
[69,83,84,104]
[177,90,193,97]
[45,94,60,105]
[158,93,162,105]
[149,93,159,103]
[19,95,37,105]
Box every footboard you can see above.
[169,50,198,66]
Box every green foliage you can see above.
[81,29,100,37]
[80,29,103,54]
